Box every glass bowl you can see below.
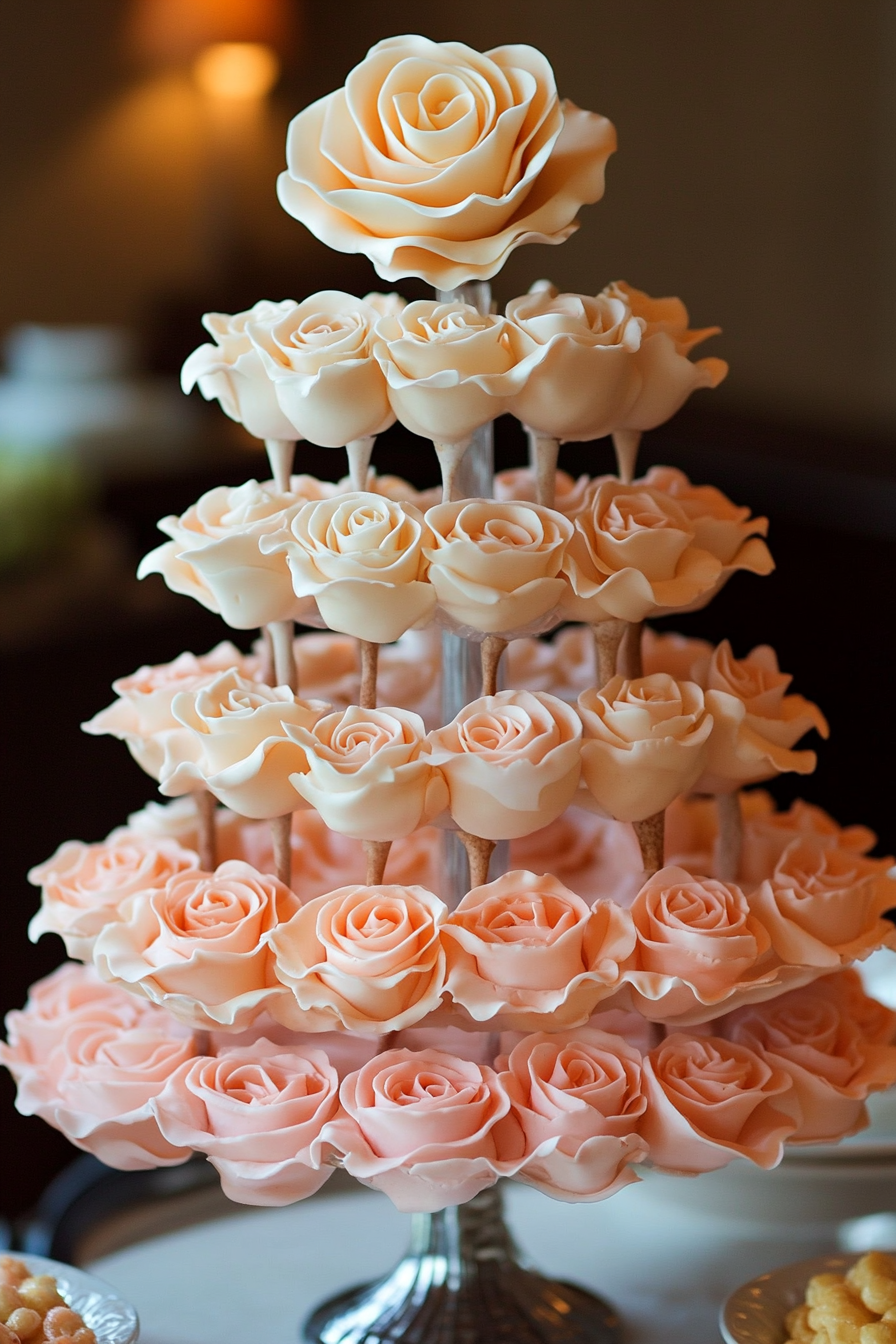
[720,1253,859,1344]
[13,1254,139,1344]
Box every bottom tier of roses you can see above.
[4,964,895,1215]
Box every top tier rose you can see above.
[276,36,616,288]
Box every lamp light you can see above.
[127,0,294,66]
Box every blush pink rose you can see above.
[92,861,299,1031]
[510,811,643,908]
[441,871,635,1030]
[640,1033,796,1173]
[124,798,246,865]
[498,1029,648,1200]
[154,1040,340,1205]
[28,834,198,961]
[321,1048,520,1211]
[268,884,447,1033]
[508,624,594,703]
[237,808,365,902]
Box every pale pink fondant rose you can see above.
[125,798,247,865]
[498,1029,647,1200]
[505,625,595,705]
[373,302,533,444]
[321,1048,520,1211]
[278,36,616,288]
[441,871,635,1030]
[337,468,442,513]
[82,643,261,782]
[692,641,829,794]
[511,811,643,907]
[603,283,728,432]
[577,674,712,823]
[494,467,592,518]
[238,808,365,900]
[427,690,582,840]
[721,977,896,1143]
[286,706,447,842]
[181,301,299,440]
[641,628,713,681]
[378,630,443,729]
[93,861,299,1031]
[138,476,336,628]
[290,630,361,707]
[28,834,198,961]
[640,1034,795,1173]
[740,798,876,886]
[262,492,435,643]
[505,288,643,441]
[423,499,572,636]
[247,292,395,447]
[269,884,447,1033]
[154,1040,340,1205]
[159,670,328,819]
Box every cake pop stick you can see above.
[434,439,472,502]
[270,813,293,889]
[619,621,644,679]
[192,1029,212,1056]
[633,809,664,876]
[265,438,295,492]
[715,791,743,880]
[346,436,376,491]
[195,789,218,871]
[268,620,297,691]
[359,640,379,708]
[593,619,627,686]
[363,839,392,885]
[480,635,507,697]
[526,428,560,508]
[458,831,496,889]
[612,429,642,484]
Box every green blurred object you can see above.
[0,443,92,573]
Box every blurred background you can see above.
[1,0,894,1226]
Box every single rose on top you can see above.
[154,1041,340,1206]
[441,870,635,1030]
[277,35,616,288]
[246,291,397,448]
[427,689,582,840]
[497,1029,648,1200]
[92,861,299,1031]
[261,492,436,644]
[181,301,299,441]
[423,498,572,636]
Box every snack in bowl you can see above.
[720,1253,896,1344]
[0,1257,95,1344]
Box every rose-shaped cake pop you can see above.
[124,799,246,866]
[577,674,713,822]
[285,706,447,842]
[740,798,877,886]
[494,467,592,519]
[498,1029,648,1200]
[423,499,572,636]
[321,1048,519,1211]
[181,301,299,440]
[692,641,829,794]
[641,629,713,681]
[277,36,616,288]
[829,969,896,1047]
[441,871,635,1030]
[28,833,198,961]
[640,1034,796,1173]
[138,476,336,628]
[238,808,365,902]
[247,292,396,447]
[159,670,327,819]
[511,812,644,908]
[269,884,447,1033]
[337,468,442,512]
[92,861,299,1031]
[154,1040,340,1205]
[603,282,728,431]
[261,492,436,643]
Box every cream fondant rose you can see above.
[269,884,447,1033]
[286,706,447,841]
[181,301,298,440]
[505,288,643,441]
[247,291,396,447]
[337,468,442,512]
[423,498,572,635]
[160,670,328,819]
[494,467,592,518]
[498,1029,647,1200]
[92,861,299,1031]
[426,690,582,840]
[577,674,713,822]
[277,36,616,288]
[441,870,635,1030]
[28,834,198,961]
[640,1034,795,1173]
[154,1041,340,1205]
[262,492,436,643]
[138,476,335,629]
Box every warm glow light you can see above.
[193,42,280,99]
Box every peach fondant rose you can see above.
[154,1041,340,1205]
[237,808,364,902]
[640,1034,795,1173]
[498,1030,647,1200]
[262,492,435,643]
[441,871,635,1030]
[577,674,713,823]
[28,834,197,961]
[269,884,447,1033]
[125,798,246,865]
[427,690,582,839]
[511,812,644,908]
[93,861,299,1031]
[829,969,896,1047]
[247,292,396,447]
[321,1048,519,1211]
[423,499,572,636]
[494,467,592,519]
[740,797,876,886]
[278,36,616,288]
[82,643,261,782]
[286,706,447,842]
[181,301,298,440]
[641,629,713,681]
[159,670,327,819]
